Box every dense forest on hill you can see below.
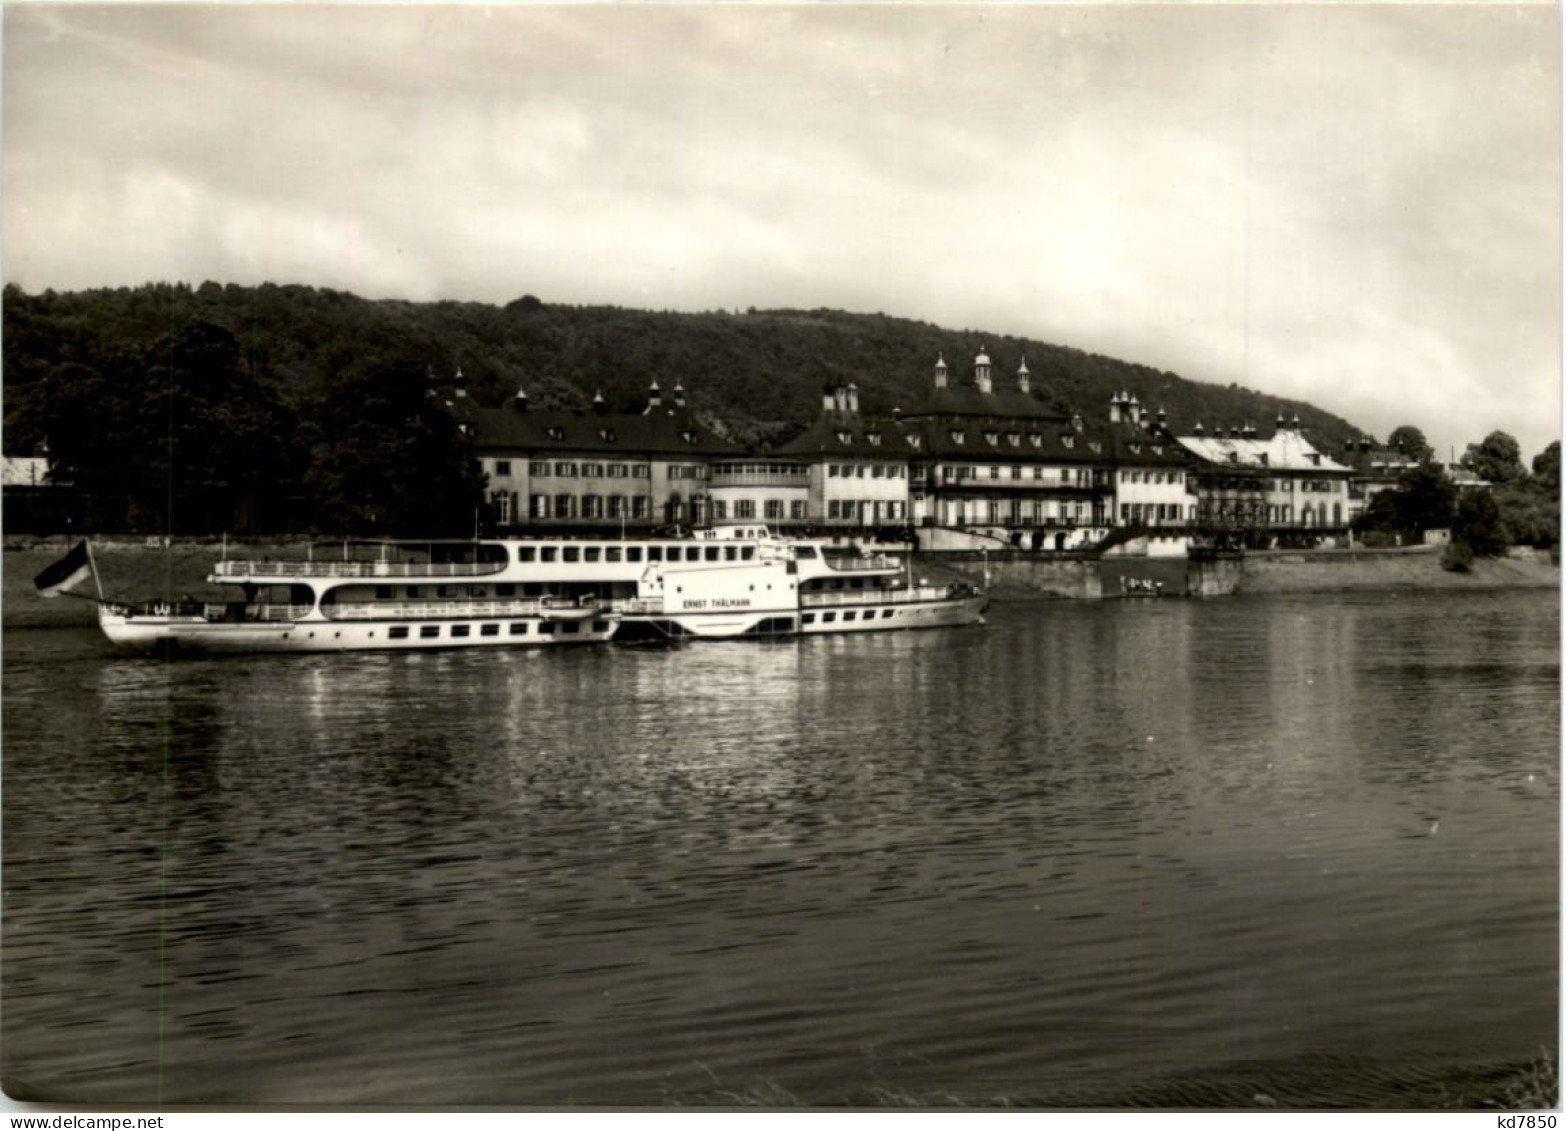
[2,281,1366,533]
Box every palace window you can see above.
[791,500,806,520]
[765,499,783,520]
[737,500,755,519]
[554,461,577,476]
[530,461,551,477]
[494,460,512,477]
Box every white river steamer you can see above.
[95,526,985,654]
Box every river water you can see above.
[2,590,1557,1108]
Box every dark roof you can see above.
[1338,446,1419,476]
[900,386,1067,424]
[1105,424,1200,467]
[773,412,923,459]
[453,400,740,457]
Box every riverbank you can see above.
[1238,546,1559,595]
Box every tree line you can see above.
[3,281,1541,544]
[1354,424,1559,564]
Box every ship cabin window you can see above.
[593,621,610,633]
[389,626,409,639]
[420,625,440,638]
[685,547,700,562]
[538,622,556,635]
[627,548,642,563]
[724,546,737,561]
[803,613,816,625]
[844,611,857,621]
[563,547,580,563]
[606,547,622,562]
[647,547,662,562]
[795,545,818,559]
[509,623,528,636]
[470,586,486,598]
[497,584,515,597]
[705,547,721,562]
[376,586,394,599]
[516,548,535,563]
[437,585,456,599]
[561,622,580,634]
[584,547,601,563]
[451,625,471,638]
[541,547,558,562]
[741,547,755,561]
[822,612,837,623]
[406,586,423,598]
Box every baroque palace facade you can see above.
[452,351,1356,548]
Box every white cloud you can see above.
[4,3,1558,459]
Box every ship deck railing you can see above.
[822,554,901,572]
[325,597,604,621]
[801,584,968,608]
[213,560,507,580]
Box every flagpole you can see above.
[83,539,105,601]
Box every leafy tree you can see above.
[302,357,484,536]
[1461,430,1525,484]
[1394,463,1459,532]
[1532,440,1559,486]
[1452,489,1509,557]
[1387,425,1434,464]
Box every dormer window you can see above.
[866,432,882,446]
[1029,434,1042,447]
[1089,441,1102,453]
[837,431,853,445]
[983,431,999,446]
[1129,442,1142,455]
[547,426,564,441]
[680,430,697,444]
[598,428,617,442]
[1152,445,1163,455]
[1006,433,1021,447]
[1308,453,1321,466]
[950,431,965,445]
[1061,435,1076,449]
[907,435,922,449]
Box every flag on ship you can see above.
[33,540,93,598]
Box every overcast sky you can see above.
[4,3,1559,461]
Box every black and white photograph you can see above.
[2,1,1559,1113]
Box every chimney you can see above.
[892,406,902,421]
[833,384,848,413]
[934,355,949,390]
[1109,394,1122,425]
[647,379,662,410]
[453,367,467,398]
[512,386,529,413]
[822,385,837,413]
[1156,406,1168,431]
[1360,437,1371,452]
[1017,357,1031,395]
[846,382,860,414]
[673,381,687,409]
[974,347,992,395]
[1071,412,1084,433]
[592,389,608,415]
[1194,420,1205,436]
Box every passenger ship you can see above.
[96,526,985,654]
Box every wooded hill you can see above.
[2,281,1367,534]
